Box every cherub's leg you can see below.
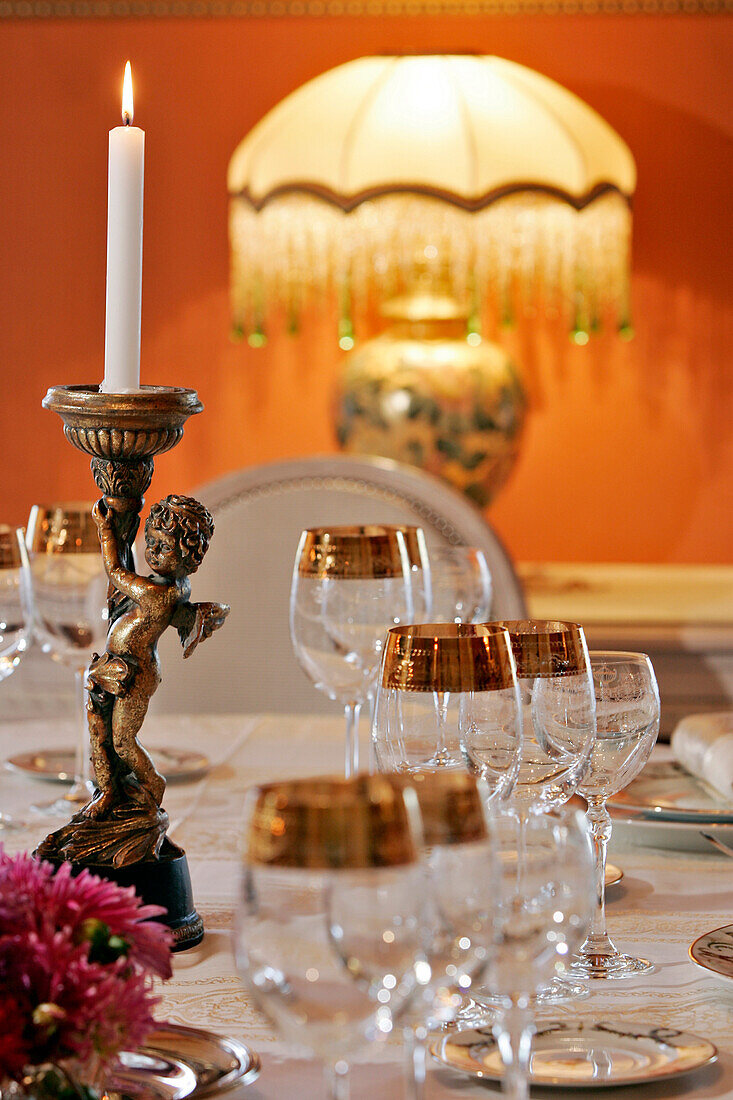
[111,687,165,807]
[84,689,117,819]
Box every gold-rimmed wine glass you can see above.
[570,650,660,980]
[470,619,596,1009]
[0,524,32,830]
[492,620,596,821]
[290,525,416,777]
[373,622,522,798]
[25,503,108,815]
[234,774,427,1100]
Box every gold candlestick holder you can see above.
[35,384,230,951]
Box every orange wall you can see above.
[1,15,731,562]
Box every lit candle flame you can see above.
[122,61,134,126]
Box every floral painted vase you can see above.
[335,292,526,508]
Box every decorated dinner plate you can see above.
[430,1020,717,1088]
[107,1024,260,1098]
[6,746,210,785]
[608,760,733,825]
[689,924,733,984]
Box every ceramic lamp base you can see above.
[335,292,526,509]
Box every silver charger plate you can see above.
[6,747,210,785]
[689,923,733,985]
[107,1024,260,1098]
[430,1019,717,1088]
[608,760,733,825]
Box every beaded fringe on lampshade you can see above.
[229,189,632,346]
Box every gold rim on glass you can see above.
[381,622,517,693]
[245,774,421,869]
[0,525,25,570]
[394,525,428,570]
[492,619,590,679]
[27,503,99,554]
[400,771,489,848]
[296,525,411,579]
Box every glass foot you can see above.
[450,997,496,1030]
[534,976,590,1005]
[32,782,95,818]
[570,953,654,980]
[458,975,589,1027]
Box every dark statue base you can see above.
[36,837,204,952]
[35,777,168,866]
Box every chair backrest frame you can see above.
[150,454,526,715]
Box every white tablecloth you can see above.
[2,713,733,1099]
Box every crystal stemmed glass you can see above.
[429,545,492,624]
[479,808,595,1100]
[397,771,498,1100]
[373,623,522,794]
[290,526,415,777]
[472,619,595,1006]
[570,651,660,980]
[234,774,427,1100]
[25,504,109,815]
[0,525,32,830]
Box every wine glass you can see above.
[25,503,109,815]
[0,525,32,830]
[429,545,492,624]
[373,623,521,799]
[477,808,595,1100]
[234,774,427,1100]
[397,526,432,622]
[398,771,498,1100]
[493,620,596,819]
[570,651,660,980]
[471,619,595,1007]
[290,525,415,777]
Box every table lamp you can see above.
[228,54,636,507]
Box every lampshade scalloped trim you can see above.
[230,179,633,214]
[229,189,633,341]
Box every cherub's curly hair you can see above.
[146,495,215,574]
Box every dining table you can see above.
[1,710,732,1099]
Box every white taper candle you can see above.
[102,61,144,394]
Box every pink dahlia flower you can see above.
[0,848,173,1085]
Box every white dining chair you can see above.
[149,454,527,716]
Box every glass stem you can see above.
[344,701,361,778]
[325,1060,350,1100]
[367,693,377,774]
[404,1025,427,1100]
[495,999,534,1100]
[433,690,450,764]
[66,666,94,803]
[515,811,528,897]
[581,797,616,958]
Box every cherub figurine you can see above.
[85,494,229,821]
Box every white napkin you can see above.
[671,711,733,803]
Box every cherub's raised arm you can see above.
[92,500,161,605]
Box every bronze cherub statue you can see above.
[37,494,229,869]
